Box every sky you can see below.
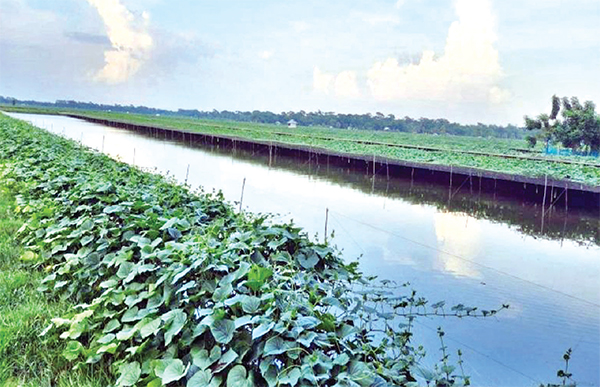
[0,0,599,125]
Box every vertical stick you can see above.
[185,164,190,185]
[541,174,548,233]
[372,154,376,176]
[324,208,329,243]
[101,135,105,153]
[239,177,246,212]
[448,165,453,201]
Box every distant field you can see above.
[3,106,600,186]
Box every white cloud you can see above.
[313,67,360,99]
[334,71,360,98]
[86,0,153,84]
[489,86,511,104]
[367,0,509,104]
[313,66,333,94]
[395,0,405,9]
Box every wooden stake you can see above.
[541,174,548,232]
[448,165,453,201]
[185,164,190,185]
[239,177,246,212]
[324,208,329,243]
[101,135,105,153]
[372,154,376,176]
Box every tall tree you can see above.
[525,95,600,154]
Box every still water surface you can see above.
[8,112,600,386]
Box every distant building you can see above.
[287,119,297,128]
[384,126,390,131]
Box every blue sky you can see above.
[0,0,598,125]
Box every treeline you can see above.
[0,96,527,138]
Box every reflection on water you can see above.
[6,112,600,387]
[434,212,483,279]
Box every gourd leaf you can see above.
[62,340,82,361]
[210,319,236,344]
[252,321,274,340]
[263,336,289,356]
[246,265,272,291]
[297,252,319,269]
[227,365,252,387]
[161,359,189,385]
[164,309,187,346]
[187,369,212,387]
[241,296,261,314]
[115,361,141,387]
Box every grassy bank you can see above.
[3,106,600,186]
[0,186,110,386]
[0,112,510,386]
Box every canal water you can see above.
[6,112,600,386]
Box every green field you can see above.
[3,106,600,186]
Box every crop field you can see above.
[3,106,600,186]
[2,112,516,386]
[78,111,600,186]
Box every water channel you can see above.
[6,112,600,386]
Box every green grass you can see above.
[0,187,110,387]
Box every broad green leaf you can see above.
[80,218,94,231]
[116,361,141,387]
[348,361,373,387]
[246,265,272,292]
[297,332,318,347]
[263,336,289,356]
[241,296,261,314]
[96,342,119,354]
[333,353,350,366]
[81,234,94,246]
[164,309,187,346]
[252,321,274,340]
[279,367,301,386]
[226,365,252,387]
[62,340,82,361]
[297,252,319,269]
[100,279,118,289]
[117,261,135,279]
[147,378,162,387]
[210,319,235,344]
[121,306,140,323]
[187,369,212,387]
[213,348,238,373]
[212,283,233,302]
[139,317,162,338]
[234,315,252,329]
[97,333,115,344]
[116,326,137,341]
[161,359,189,385]
[191,346,221,370]
[104,205,124,214]
[103,318,121,333]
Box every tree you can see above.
[525,95,600,154]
